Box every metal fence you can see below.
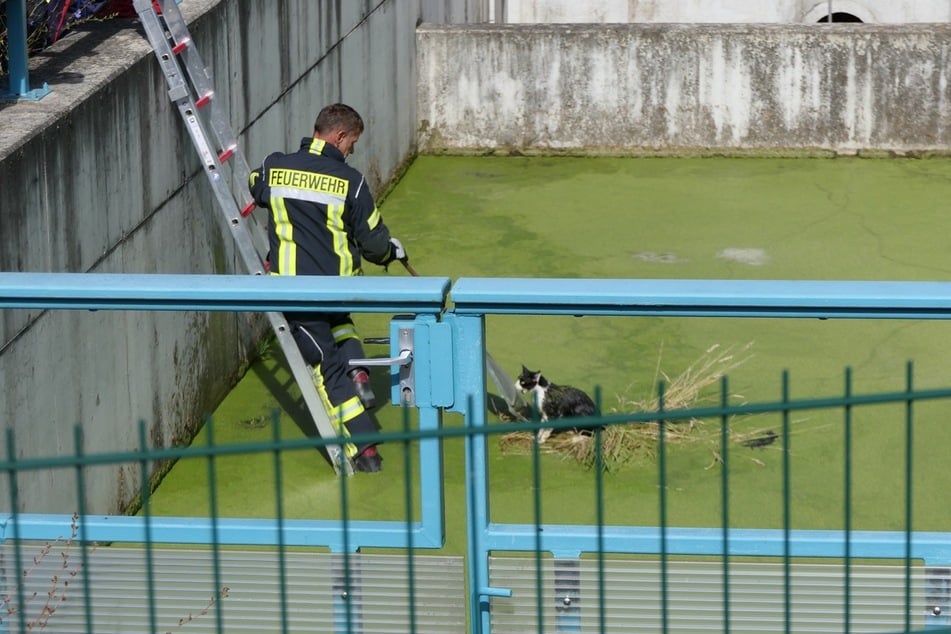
[2,273,951,633]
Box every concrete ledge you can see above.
[0,0,218,161]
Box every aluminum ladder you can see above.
[132,0,356,475]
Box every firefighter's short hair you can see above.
[315,103,364,136]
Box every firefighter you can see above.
[249,103,406,473]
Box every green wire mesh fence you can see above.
[2,363,951,633]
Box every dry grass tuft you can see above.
[499,342,755,471]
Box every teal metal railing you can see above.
[448,278,951,634]
[2,272,951,633]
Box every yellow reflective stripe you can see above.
[249,171,259,187]
[326,203,353,276]
[367,206,381,230]
[271,197,296,274]
[334,396,365,459]
[332,323,358,343]
[334,396,365,424]
[308,138,326,155]
[311,365,359,458]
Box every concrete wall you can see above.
[0,0,485,514]
[498,0,951,24]
[417,23,951,155]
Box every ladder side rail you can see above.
[153,0,244,163]
[171,88,265,274]
[153,0,265,249]
[268,312,356,475]
[144,0,268,261]
[134,1,263,273]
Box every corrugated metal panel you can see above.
[0,544,464,633]
[489,556,930,633]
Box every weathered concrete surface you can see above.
[499,0,951,24]
[417,23,951,155]
[0,0,485,514]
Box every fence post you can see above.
[925,567,951,629]
[1,0,51,100]
[446,311,505,634]
[332,553,363,634]
[554,558,582,633]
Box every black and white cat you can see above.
[515,366,598,442]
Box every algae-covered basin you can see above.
[148,156,951,548]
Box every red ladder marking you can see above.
[219,145,235,163]
[195,92,212,108]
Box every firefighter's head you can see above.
[314,103,364,158]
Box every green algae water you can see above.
[148,156,951,551]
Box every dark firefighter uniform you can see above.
[249,137,400,457]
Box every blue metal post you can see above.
[400,314,447,539]
[447,312,512,634]
[1,0,51,100]
[446,312,490,633]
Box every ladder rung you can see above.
[240,201,256,217]
[218,145,235,163]
[195,92,212,108]
[171,39,189,55]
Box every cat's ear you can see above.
[521,365,530,374]
[533,371,542,381]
